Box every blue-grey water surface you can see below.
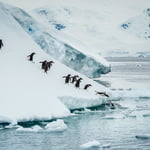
[0,60,150,150]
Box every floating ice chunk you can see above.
[102,143,111,148]
[80,140,100,149]
[143,114,150,117]
[4,124,20,129]
[135,135,150,139]
[16,125,43,132]
[102,114,125,119]
[45,119,68,132]
[127,115,136,118]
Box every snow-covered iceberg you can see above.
[0,3,111,124]
[45,119,68,132]
[0,2,110,78]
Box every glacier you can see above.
[0,2,110,78]
[0,3,112,125]
[12,0,149,58]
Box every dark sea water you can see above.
[0,60,150,150]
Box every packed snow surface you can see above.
[0,4,111,124]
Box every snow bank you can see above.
[45,119,68,132]
[80,140,100,149]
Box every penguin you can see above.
[0,39,4,49]
[39,60,47,69]
[83,84,92,90]
[47,61,54,70]
[95,91,109,97]
[44,63,49,73]
[75,78,83,88]
[27,52,36,61]
[109,101,115,109]
[71,75,79,83]
[63,74,71,84]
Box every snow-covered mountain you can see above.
[1,0,149,57]
[0,2,110,78]
[0,3,112,124]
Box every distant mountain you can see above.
[1,0,150,57]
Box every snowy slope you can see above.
[0,6,112,124]
[0,2,110,78]
[1,0,149,57]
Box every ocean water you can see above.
[0,60,150,150]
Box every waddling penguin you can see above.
[40,60,47,69]
[84,84,92,90]
[47,61,54,70]
[75,78,83,88]
[71,75,79,83]
[27,52,36,62]
[0,39,4,50]
[95,91,110,97]
[63,74,71,84]
[44,63,49,73]
[109,101,115,109]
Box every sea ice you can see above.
[16,125,43,132]
[135,135,150,139]
[45,119,68,132]
[80,140,100,149]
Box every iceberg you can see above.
[80,140,100,149]
[45,119,68,132]
[0,3,112,124]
